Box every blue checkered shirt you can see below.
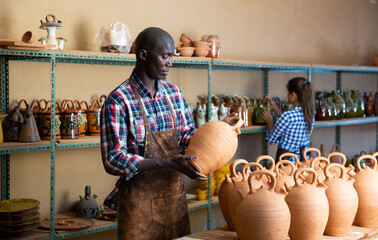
[266,106,314,158]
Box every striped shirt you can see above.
[100,71,195,181]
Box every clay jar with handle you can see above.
[60,100,80,139]
[299,147,321,168]
[353,155,378,227]
[186,117,243,175]
[274,160,296,194]
[19,104,41,142]
[3,108,23,142]
[285,168,329,240]
[30,99,46,137]
[218,159,248,230]
[278,152,299,175]
[40,100,61,140]
[323,163,358,236]
[75,100,88,137]
[86,99,102,136]
[234,170,290,240]
[255,155,276,188]
[228,162,263,231]
[328,144,343,164]
[310,156,330,183]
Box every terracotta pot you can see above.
[328,144,344,164]
[274,160,296,194]
[75,100,88,137]
[234,170,290,240]
[324,163,358,236]
[218,159,247,230]
[186,117,243,175]
[60,100,80,139]
[255,155,276,188]
[194,47,210,57]
[278,152,299,175]
[227,162,263,230]
[192,40,211,48]
[299,147,321,168]
[353,155,378,227]
[310,156,330,183]
[40,100,61,140]
[178,47,194,57]
[180,33,193,47]
[372,152,378,172]
[285,168,329,240]
[86,99,102,136]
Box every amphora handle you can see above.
[356,154,377,171]
[255,155,275,171]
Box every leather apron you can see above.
[118,78,191,240]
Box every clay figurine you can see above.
[77,186,100,219]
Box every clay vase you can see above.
[76,186,100,219]
[326,97,337,120]
[343,92,357,118]
[331,90,346,120]
[234,170,290,240]
[315,97,330,121]
[60,100,80,139]
[75,100,88,137]
[218,159,248,230]
[86,99,102,136]
[323,163,358,236]
[3,108,23,142]
[278,152,299,175]
[285,168,329,240]
[274,160,296,194]
[228,162,263,230]
[353,155,378,227]
[186,117,243,175]
[351,90,365,117]
[299,147,321,168]
[310,156,330,183]
[19,104,41,142]
[40,101,61,140]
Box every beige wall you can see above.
[1,0,377,239]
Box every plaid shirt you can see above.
[100,71,195,181]
[266,106,314,158]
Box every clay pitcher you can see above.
[278,152,299,175]
[327,152,347,177]
[299,147,321,168]
[274,160,296,194]
[218,159,248,230]
[285,168,329,240]
[75,100,88,137]
[3,108,23,142]
[86,99,102,136]
[19,104,41,142]
[329,144,343,164]
[323,163,358,236]
[228,162,263,230]
[353,155,378,227]
[60,100,80,139]
[255,155,276,188]
[186,117,243,175]
[310,156,330,183]
[40,101,61,140]
[234,170,290,240]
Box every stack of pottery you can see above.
[178,33,194,57]
[192,41,210,57]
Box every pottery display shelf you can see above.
[177,226,378,240]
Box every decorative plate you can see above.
[0,199,40,214]
[0,212,40,224]
[39,217,94,230]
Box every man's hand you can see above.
[170,155,208,181]
[260,109,273,130]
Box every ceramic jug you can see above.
[60,100,80,139]
[323,163,358,236]
[274,160,296,193]
[278,152,299,175]
[364,92,374,117]
[40,101,61,140]
[351,90,365,117]
[39,14,62,49]
[218,159,248,230]
[331,90,345,119]
[343,92,357,118]
[298,147,321,168]
[77,186,100,219]
[310,156,330,183]
[19,104,41,142]
[186,117,243,175]
[285,168,329,240]
[255,155,276,188]
[353,155,378,227]
[234,170,290,240]
[3,108,23,142]
[315,97,330,121]
[326,97,337,120]
[75,100,88,137]
[86,99,102,136]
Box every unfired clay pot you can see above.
[218,159,248,230]
[186,117,243,175]
[371,152,378,172]
[285,168,329,240]
[324,163,358,236]
[310,156,330,183]
[299,147,321,168]
[353,155,378,228]
[274,160,296,194]
[234,170,290,240]
[278,152,299,175]
[255,155,276,188]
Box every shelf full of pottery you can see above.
[217,149,378,240]
[1,97,105,145]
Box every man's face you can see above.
[145,38,175,80]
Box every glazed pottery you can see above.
[310,156,330,183]
[315,97,330,121]
[76,186,99,219]
[351,90,365,117]
[274,160,296,193]
[19,104,41,142]
[343,92,357,118]
[228,162,263,230]
[86,99,102,136]
[353,155,378,227]
[206,35,221,58]
[218,159,248,230]
[60,100,79,139]
[75,100,88,137]
[40,101,61,140]
[326,97,337,120]
[178,47,194,57]
[30,99,44,137]
[234,170,290,240]
[186,117,243,175]
[285,168,329,240]
[364,92,374,117]
[331,90,345,119]
[299,147,321,168]
[39,14,62,49]
[3,108,23,142]
[323,163,358,236]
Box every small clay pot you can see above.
[174,41,182,50]
[178,47,194,57]
[194,47,210,57]
[180,33,193,47]
[192,40,211,48]
[21,31,34,44]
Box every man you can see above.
[101,27,236,239]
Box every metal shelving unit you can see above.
[0,49,377,239]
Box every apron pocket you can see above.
[151,191,187,227]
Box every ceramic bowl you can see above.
[194,47,210,57]
[180,33,193,47]
[179,47,194,57]
[21,31,33,44]
[193,41,211,48]
[174,41,183,50]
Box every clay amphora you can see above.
[274,160,296,193]
[19,104,41,142]
[186,117,243,175]
[40,101,61,140]
[285,168,329,240]
[299,147,321,168]
[310,156,330,183]
[218,159,248,230]
[343,92,357,118]
[323,163,358,236]
[278,152,299,175]
[234,170,290,240]
[228,162,263,230]
[364,92,374,117]
[351,90,365,117]
[3,108,23,142]
[60,100,80,139]
[75,100,88,137]
[86,99,102,136]
[76,186,100,219]
[353,155,378,227]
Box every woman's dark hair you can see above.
[286,77,314,134]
